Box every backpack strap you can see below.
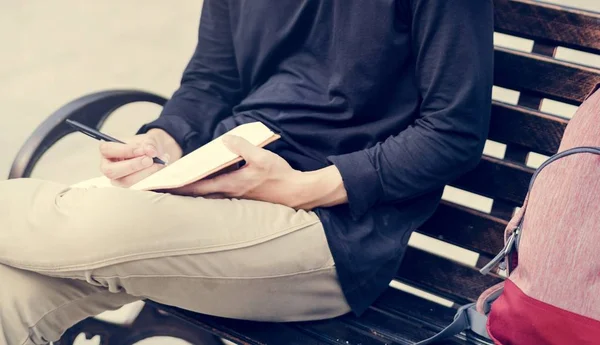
[416,287,504,344]
[415,294,502,344]
[479,229,517,275]
[480,146,600,275]
[526,146,600,194]
[415,303,475,345]
[513,146,600,258]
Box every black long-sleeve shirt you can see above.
[140,0,494,315]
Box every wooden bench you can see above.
[9,0,600,344]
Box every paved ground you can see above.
[1,1,598,345]
[1,1,203,184]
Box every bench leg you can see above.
[55,303,224,345]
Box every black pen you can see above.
[66,119,166,165]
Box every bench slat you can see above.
[489,101,568,155]
[341,309,465,345]
[294,319,402,345]
[373,286,456,326]
[339,308,464,345]
[494,47,600,105]
[396,248,504,304]
[451,155,533,206]
[151,287,469,345]
[418,201,507,256]
[147,304,331,345]
[494,0,600,55]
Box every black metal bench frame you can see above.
[8,1,600,344]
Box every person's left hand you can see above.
[168,135,305,207]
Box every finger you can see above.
[99,139,158,160]
[163,185,195,196]
[166,188,225,199]
[167,181,217,196]
[141,143,161,160]
[100,156,154,180]
[111,164,163,188]
[172,170,244,196]
[203,162,240,180]
[222,135,267,164]
[161,153,172,164]
[203,193,227,199]
[100,141,141,159]
[193,171,242,195]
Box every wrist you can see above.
[294,166,348,210]
[148,128,183,161]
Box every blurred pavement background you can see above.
[1,1,203,184]
[1,1,599,344]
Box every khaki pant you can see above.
[0,178,350,345]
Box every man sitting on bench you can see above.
[0,1,493,344]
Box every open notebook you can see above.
[70,122,280,190]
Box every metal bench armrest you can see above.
[9,89,167,179]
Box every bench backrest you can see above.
[396,0,600,306]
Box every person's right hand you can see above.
[99,128,183,187]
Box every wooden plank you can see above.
[293,319,402,345]
[489,101,567,156]
[146,302,329,345]
[372,287,456,327]
[502,145,530,164]
[418,201,507,256]
[494,0,600,55]
[531,41,558,57]
[340,310,452,345]
[396,248,504,304]
[489,199,518,221]
[151,288,470,345]
[309,289,482,344]
[296,287,479,345]
[451,155,533,206]
[494,47,600,105]
[147,254,499,345]
[492,65,553,219]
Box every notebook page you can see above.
[129,122,276,191]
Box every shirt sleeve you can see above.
[138,0,243,155]
[327,0,494,220]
